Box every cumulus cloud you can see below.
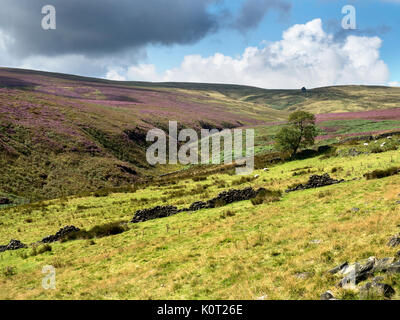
[107,19,389,89]
[0,0,292,78]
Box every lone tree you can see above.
[275,111,317,158]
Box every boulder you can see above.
[359,282,395,299]
[320,291,336,300]
[387,261,400,274]
[372,257,395,272]
[337,258,375,288]
[329,262,348,275]
[388,234,400,247]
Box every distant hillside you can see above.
[0,68,286,201]
[0,67,399,201]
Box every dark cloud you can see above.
[0,0,292,59]
[232,0,291,31]
[0,0,220,57]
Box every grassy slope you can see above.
[2,68,400,201]
[1,138,400,300]
[0,68,287,201]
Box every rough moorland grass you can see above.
[0,145,400,299]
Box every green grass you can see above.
[320,119,400,135]
[1,138,400,300]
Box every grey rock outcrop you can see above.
[360,281,395,299]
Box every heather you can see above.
[2,69,400,300]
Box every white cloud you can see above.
[388,81,400,87]
[107,19,390,89]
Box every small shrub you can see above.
[331,167,343,173]
[63,222,128,241]
[190,184,210,195]
[317,190,333,198]
[251,189,282,206]
[232,176,254,186]
[162,190,186,198]
[3,266,16,277]
[214,199,227,208]
[364,167,399,180]
[192,176,207,182]
[93,190,110,197]
[292,170,309,176]
[31,244,52,256]
[220,210,236,219]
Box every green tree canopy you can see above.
[275,111,317,158]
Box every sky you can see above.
[0,0,399,89]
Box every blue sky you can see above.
[144,0,400,86]
[0,0,399,88]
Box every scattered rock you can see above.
[351,207,360,213]
[338,258,375,288]
[387,261,400,274]
[347,148,368,157]
[373,257,395,272]
[254,174,260,179]
[286,174,345,193]
[310,239,322,245]
[296,272,312,280]
[320,291,336,300]
[388,235,400,247]
[329,262,348,275]
[41,225,81,243]
[0,239,27,253]
[359,282,395,299]
[396,251,400,260]
[0,197,11,205]
[372,276,384,283]
[263,168,269,172]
